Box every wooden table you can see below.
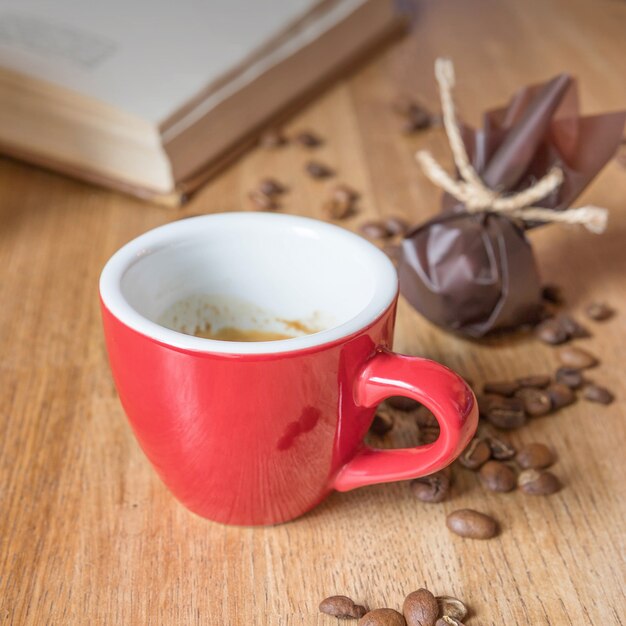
[1,0,625,623]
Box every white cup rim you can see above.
[99,212,399,355]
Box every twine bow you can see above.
[415,58,608,233]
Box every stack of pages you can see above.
[0,0,399,203]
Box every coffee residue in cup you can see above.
[193,324,295,342]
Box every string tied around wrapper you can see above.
[415,58,608,234]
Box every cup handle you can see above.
[333,348,478,491]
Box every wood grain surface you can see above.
[1,0,625,624]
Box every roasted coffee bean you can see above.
[435,597,467,622]
[535,318,569,345]
[386,396,421,411]
[306,160,334,179]
[479,460,516,492]
[369,409,394,436]
[485,433,516,460]
[415,407,439,428]
[557,314,590,339]
[258,178,286,196]
[324,185,359,219]
[403,588,438,626]
[483,396,526,429]
[541,284,564,304]
[401,106,433,133]
[516,375,551,389]
[515,387,552,417]
[446,509,497,539]
[295,130,322,147]
[248,190,278,211]
[555,367,585,389]
[558,346,598,369]
[516,443,555,469]
[359,608,407,626]
[482,381,519,397]
[518,469,561,495]
[385,216,410,236]
[458,438,491,470]
[582,383,614,404]
[435,618,465,626]
[259,128,287,148]
[585,301,614,321]
[410,470,450,503]
[419,426,440,445]
[360,221,392,239]
[320,595,367,619]
[547,383,576,410]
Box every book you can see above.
[0,0,400,205]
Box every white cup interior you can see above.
[100,213,398,354]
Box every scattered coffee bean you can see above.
[306,160,334,179]
[420,421,440,442]
[358,608,407,626]
[295,130,322,147]
[516,443,555,470]
[479,460,517,492]
[435,618,465,626]
[386,396,421,411]
[555,367,585,389]
[535,318,569,345]
[435,597,467,622]
[258,178,286,196]
[446,509,497,539]
[248,190,278,211]
[403,589,438,626]
[384,216,410,236]
[585,301,614,321]
[547,383,576,410]
[360,221,392,239]
[392,96,436,133]
[516,375,551,389]
[482,381,519,397]
[557,314,590,339]
[259,128,287,148]
[483,396,526,429]
[582,383,614,405]
[324,185,359,219]
[515,387,552,417]
[458,438,491,470]
[558,346,598,369]
[320,595,368,619]
[410,470,450,503]
[401,106,434,134]
[541,284,564,304]
[518,469,561,495]
[370,409,394,436]
[415,407,439,428]
[419,426,440,445]
[485,433,516,460]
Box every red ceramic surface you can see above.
[101,298,477,526]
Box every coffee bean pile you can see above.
[320,588,469,625]
[252,124,411,238]
[368,295,616,539]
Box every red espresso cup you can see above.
[100,213,477,525]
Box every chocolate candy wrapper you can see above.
[399,71,625,337]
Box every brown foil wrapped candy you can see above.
[398,60,625,337]
[399,212,542,335]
